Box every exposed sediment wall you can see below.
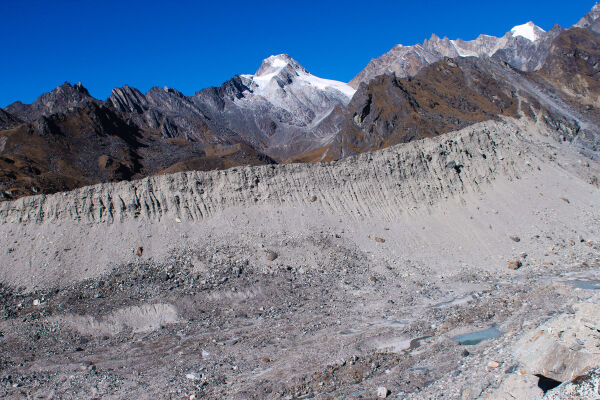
[0,118,537,225]
[1,117,598,292]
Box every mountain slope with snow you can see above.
[241,55,355,99]
[349,21,560,88]
[510,21,546,41]
[193,54,355,157]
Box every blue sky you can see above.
[0,0,595,107]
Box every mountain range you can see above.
[1,4,600,200]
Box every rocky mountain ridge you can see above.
[5,82,96,122]
[347,5,600,90]
[348,22,565,89]
[576,2,600,33]
[194,54,355,157]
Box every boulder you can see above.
[508,260,522,270]
[376,386,390,398]
[513,300,600,382]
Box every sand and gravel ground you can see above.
[1,118,599,399]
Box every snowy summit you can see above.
[241,54,356,100]
[510,22,545,41]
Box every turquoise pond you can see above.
[568,280,600,290]
[452,326,502,346]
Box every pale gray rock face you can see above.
[513,300,600,382]
[491,25,563,71]
[486,297,600,399]
[349,44,436,88]
[349,21,563,88]
[575,2,600,34]
[108,85,148,114]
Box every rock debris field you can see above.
[1,117,600,399]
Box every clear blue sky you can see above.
[0,0,595,107]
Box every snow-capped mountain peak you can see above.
[510,22,545,41]
[241,54,355,99]
[211,54,358,157]
[255,54,307,78]
[590,2,600,18]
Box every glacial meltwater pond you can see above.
[452,326,502,346]
[568,280,600,290]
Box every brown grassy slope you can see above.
[0,104,274,201]
[0,109,21,130]
[282,145,334,164]
[320,57,520,159]
[155,143,275,175]
[538,28,600,107]
[0,103,144,199]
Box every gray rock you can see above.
[5,82,95,122]
[513,301,600,382]
[266,251,278,262]
[376,386,390,398]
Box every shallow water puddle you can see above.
[452,326,502,346]
[567,280,600,290]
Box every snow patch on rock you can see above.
[510,22,545,41]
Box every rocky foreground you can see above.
[0,117,599,399]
